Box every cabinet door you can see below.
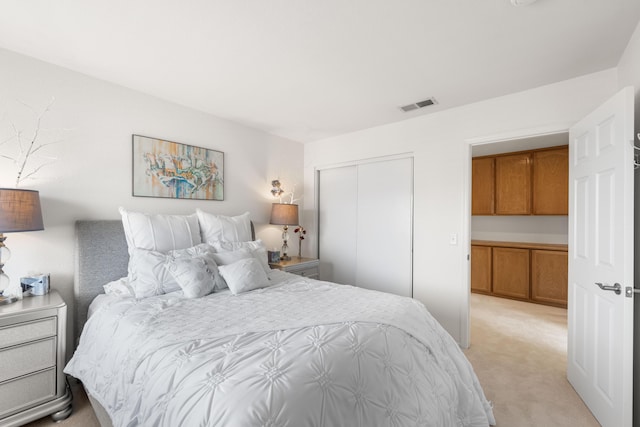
[472,158,495,215]
[471,245,492,294]
[532,147,569,215]
[492,247,529,299]
[495,153,532,214]
[531,249,567,307]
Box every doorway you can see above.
[468,129,569,328]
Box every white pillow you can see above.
[210,239,271,274]
[103,278,134,297]
[120,207,202,255]
[211,248,253,266]
[168,244,226,292]
[128,248,181,298]
[196,209,252,243]
[218,258,271,294]
[165,256,215,298]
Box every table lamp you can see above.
[0,188,44,304]
[269,203,299,261]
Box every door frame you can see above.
[462,123,573,347]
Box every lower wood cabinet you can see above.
[531,250,568,306]
[492,247,530,300]
[470,246,492,294]
[471,241,568,308]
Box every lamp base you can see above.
[280,255,292,261]
[0,295,18,305]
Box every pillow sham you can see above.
[103,278,134,297]
[211,248,253,266]
[196,209,252,243]
[127,248,182,298]
[210,239,271,274]
[168,244,226,293]
[119,207,201,255]
[165,256,216,298]
[218,257,270,294]
[127,243,222,298]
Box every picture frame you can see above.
[132,135,224,200]
[268,250,281,264]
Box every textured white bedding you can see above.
[66,271,495,426]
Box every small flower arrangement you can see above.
[294,225,306,257]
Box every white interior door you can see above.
[318,165,357,285]
[567,86,635,427]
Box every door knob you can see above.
[595,282,621,295]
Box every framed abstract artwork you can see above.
[132,135,224,200]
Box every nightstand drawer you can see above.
[0,317,57,349]
[290,266,319,278]
[0,338,56,383]
[0,368,56,419]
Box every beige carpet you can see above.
[24,293,599,427]
[465,293,600,426]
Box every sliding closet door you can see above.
[318,157,413,297]
[356,158,413,297]
[318,166,357,285]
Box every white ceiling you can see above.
[0,1,638,143]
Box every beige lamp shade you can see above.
[269,203,299,226]
[0,189,44,233]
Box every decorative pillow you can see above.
[119,207,201,255]
[165,256,216,298]
[168,244,226,292]
[218,258,271,295]
[210,239,271,274]
[211,248,253,266]
[196,209,252,243]
[127,248,181,298]
[103,278,134,297]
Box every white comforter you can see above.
[65,271,495,427]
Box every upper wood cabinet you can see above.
[472,145,568,216]
[471,158,494,215]
[495,153,532,214]
[532,146,569,215]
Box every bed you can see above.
[65,214,495,427]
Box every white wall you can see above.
[0,48,304,353]
[304,69,619,345]
[471,216,568,244]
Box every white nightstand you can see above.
[269,256,320,279]
[0,291,72,426]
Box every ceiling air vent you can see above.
[400,97,437,112]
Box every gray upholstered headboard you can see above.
[74,219,256,343]
[74,220,129,342]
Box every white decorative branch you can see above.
[0,97,65,187]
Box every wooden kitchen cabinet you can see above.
[471,240,568,308]
[472,145,568,216]
[472,158,495,215]
[471,245,492,294]
[492,247,530,300]
[495,153,532,215]
[531,249,568,307]
[533,147,569,215]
